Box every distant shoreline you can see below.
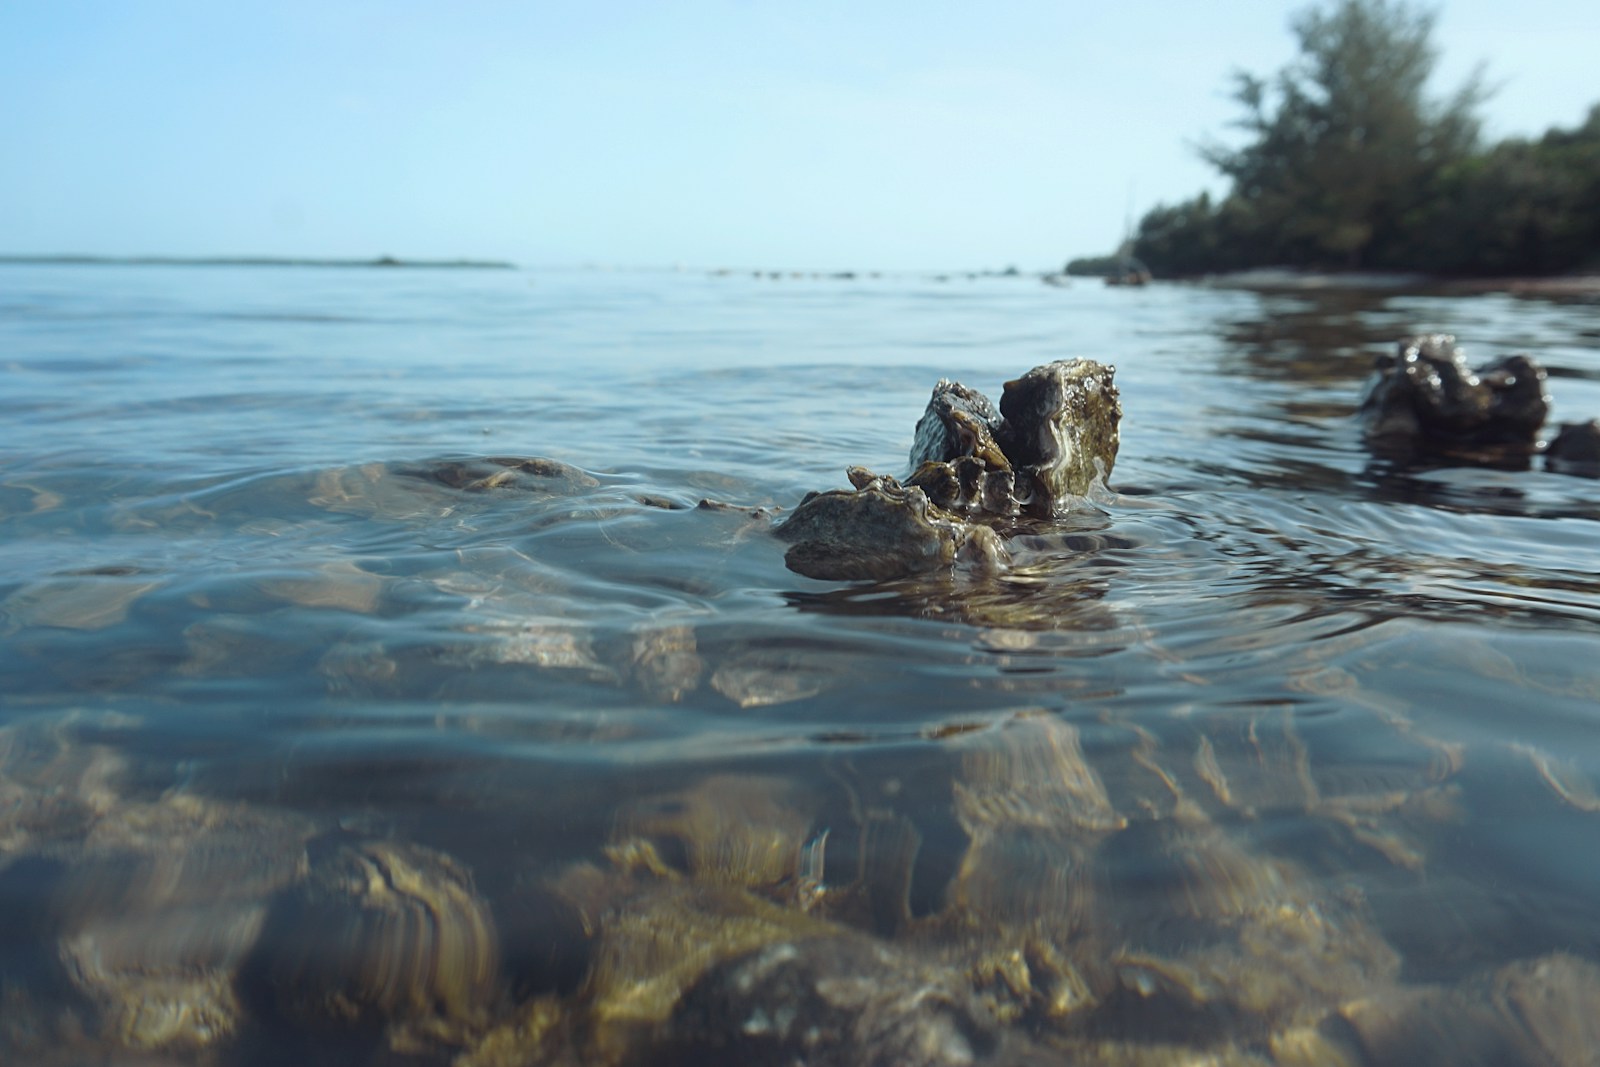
[1186,268,1600,298]
[0,254,516,270]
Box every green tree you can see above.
[1139,0,1489,272]
[1414,104,1600,274]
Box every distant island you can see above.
[1075,0,1600,281]
[0,254,515,270]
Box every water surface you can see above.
[2,265,1599,1064]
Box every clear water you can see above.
[2,264,1599,1064]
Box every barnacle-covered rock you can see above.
[906,360,1121,521]
[1545,418,1600,477]
[774,468,1007,581]
[910,379,1007,470]
[778,360,1119,581]
[1359,334,1549,464]
[905,454,1019,519]
[995,359,1122,511]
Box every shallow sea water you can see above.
[2,264,1600,1065]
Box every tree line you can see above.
[1127,0,1600,278]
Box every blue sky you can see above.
[2,1,1594,271]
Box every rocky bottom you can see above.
[4,705,1600,1067]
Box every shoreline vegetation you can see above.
[1078,0,1600,284]
[0,254,514,270]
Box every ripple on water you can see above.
[2,267,1600,1063]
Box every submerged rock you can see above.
[246,838,501,1051]
[0,694,1584,1066]
[55,795,315,1054]
[664,936,1010,1067]
[779,360,1121,581]
[420,455,601,493]
[613,774,819,894]
[1321,952,1600,1067]
[1359,334,1549,464]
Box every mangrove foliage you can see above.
[1131,0,1600,277]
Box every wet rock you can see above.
[494,883,593,1001]
[1485,952,1600,1067]
[1359,334,1549,464]
[908,360,1121,520]
[911,380,1009,471]
[1544,418,1600,477]
[940,713,1122,953]
[995,359,1122,509]
[456,996,580,1067]
[933,709,1409,1048]
[777,361,1118,581]
[775,469,1006,581]
[253,560,387,614]
[306,455,600,521]
[708,651,834,707]
[1187,712,1318,819]
[952,712,1124,838]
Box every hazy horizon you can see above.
[4,1,1596,273]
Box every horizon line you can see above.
[0,253,518,270]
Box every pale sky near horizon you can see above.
[2,1,1595,272]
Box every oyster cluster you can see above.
[777,359,1122,580]
[1359,334,1597,474]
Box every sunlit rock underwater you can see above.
[7,688,1600,1065]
